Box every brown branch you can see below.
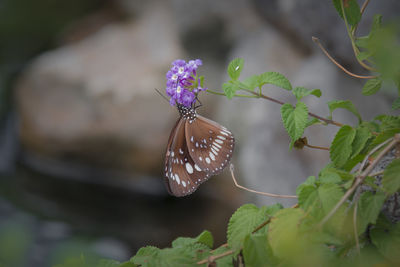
[312,36,378,79]
[230,164,297,199]
[319,134,400,226]
[305,144,330,151]
[197,250,234,265]
[247,91,344,127]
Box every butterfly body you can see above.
[164,104,235,197]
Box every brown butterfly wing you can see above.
[164,118,210,197]
[185,115,235,175]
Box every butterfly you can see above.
[164,104,235,197]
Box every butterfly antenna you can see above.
[194,95,202,109]
[155,88,170,103]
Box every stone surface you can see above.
[15,3,183,174]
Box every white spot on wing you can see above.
[182,181,186,187]
[215,139,223,144]
[209,152,215,161]
[194,164,201,171]
[185,163,193,174]
[206,157,211,164]
[217,135,226,140]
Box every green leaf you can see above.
[330,125,357,168]
[227,58,244,81]
[357,191,386,234]
[370,128,400,148]
[355,36,369,49]
[297,185,318,211]
[370,218,400,264]
[281,102,308,144]
[382,159,400,195]
[227,204,269,250]
[392,97,400,110]
[296,176,316,196]
[268,208,305,259]
[243,75,261,91]
[243,233,277,267]
[362,78,382,96]
[356,51,372,61]
[131,246,160,266]
[292,87,322,101]
[332,0,361,26]
[317,183,344,215]
[351,126,372,158]
[259,72,292,90]
[327,100,362,123]
[306,117,321,128]
[319,169,342,184]
[211,246,233,267]
[171,230,213,249]
[222,82,239,99]
[376,115,400,131]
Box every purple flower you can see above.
[165,59,205,107]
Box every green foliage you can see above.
[327,100,362,123]
[382,159,400,195]
[227,204,282,251]
[370,217,400,264]
[362,78,382,96]
[332,0,361,26]
[227,58,244,80]
[258,72,292,91]
[392,97,400,110]
[243,233,276,267]
[330,125,356,168]
[357,191,386,235]
[281,102,308,146]
[292,87,322,100]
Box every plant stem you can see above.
[230,164,298,199]
[312,37,377,78]
[247,90,344,127]
[305,144,330,151]
[340,0,376,71]
[206,89,257,98]
[197,250,234,265]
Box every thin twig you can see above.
[358,138,394,174]
[247,91,344,127]
[230,164,297,199]
[197,250,234,265]
[305,144,330,151]
[368,170,384,177]
[312,36,377,79]
[319,135,400,226]
[252,218,271,234]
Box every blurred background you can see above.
[0,0,399,266]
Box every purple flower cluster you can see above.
[165,59,207,107]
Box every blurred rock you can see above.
[15,3,183,175]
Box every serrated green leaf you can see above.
[227,204,270,250]
[332,0,361,26]
[319,170,342,184]
[131,246,160,266]
[281,102,308,144]
[297,185,318,211]
[296,176,316,196]
[327,100,362,123]
[376,115,400,131]
[318,183,344,214]
[243,75,261,91]
[382,159,400,195]
[392,97,400,110]
[330,125,357,168]
[227,58,244,80]
[362,78,382,96]
[172,230,213,249]
[222,82,239,99]
[268,208,305,259]
[357,191,386,234]
[370,218,400,264]
[243,233,277,267]
[351,126,372,158]
[292,87,322,101]
[259,72,292,90]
